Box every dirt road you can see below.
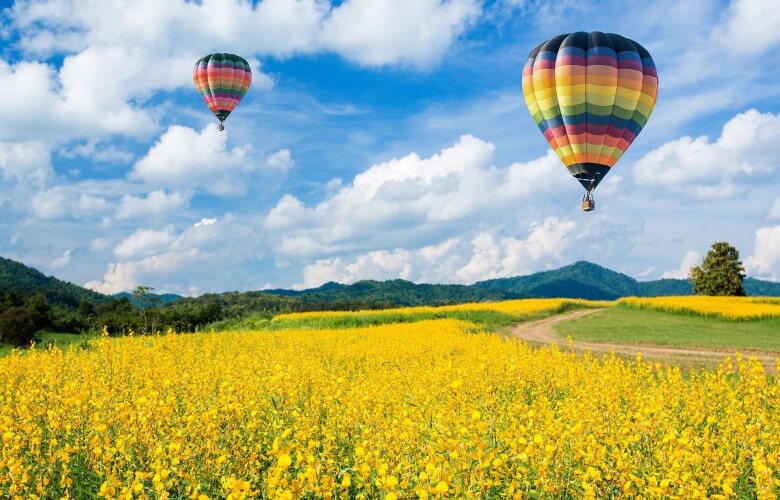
[510,309,778,373]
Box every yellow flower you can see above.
[278,453,292,469]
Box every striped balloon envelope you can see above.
[522,32,658,209]
[193,53,252,131]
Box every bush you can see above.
[0,306,37,346]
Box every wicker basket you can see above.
[581,198,595,211]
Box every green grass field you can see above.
[0,331,93,356]
[555,307,780,351]
[210,309,520,333]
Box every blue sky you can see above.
[1,0,780,294]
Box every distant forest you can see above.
[2,256,779,346]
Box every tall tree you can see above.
[133,285,160,335]
[689,242,746,296]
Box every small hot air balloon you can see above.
[522,32,658,211]
[193,53,252,131]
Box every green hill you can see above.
[0,256,108,308]
[280,279,516,306]
[472,261,777,300]
[1,257,779,317]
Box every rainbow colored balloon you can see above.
[193,53,252,131]
[522,32,658,209]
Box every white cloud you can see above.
[50,248,72,270]
[30,186,111,219]
[130,124,260,196]
[85,249,200,295]
[768,199,780,220]
[0,58,156,142]
[457,218,577,282]
[661,250,700,279]
[86,216,226,293]
[291,214,634,289]
[715,0,780,55]
[294,237,462,289]
[0,140,53,186]
[0,0,475,145]
[113,228,176,260]
[115,190,188,220]
[30,188,70,218]
[745,225,780,280]
[89,237,111,252]
[266,149,294,170]
[633,109,780,199]
[194,217,217,228]
[264,134,570,257]
[11,0,476,69]
[321,0,480,68]
[60,139,134,163]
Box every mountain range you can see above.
[2,257,779,309]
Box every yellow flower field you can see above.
[1,319,778,499]
[275,298,611,321]
[620,296,780,320]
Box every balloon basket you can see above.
[581,193,595,212]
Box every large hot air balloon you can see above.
[522,32,658,211]
[193,53,252,131]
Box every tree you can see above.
[26,293,53,330]
[689,242,746,296]
[133,285,160,335]
[0,306,36,346]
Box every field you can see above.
[0,331,88,357]
[0,298,779,498]
[212,298,609,333]
[555,307,780,351]
[618,296,780,320]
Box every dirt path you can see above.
[510,309,779,373]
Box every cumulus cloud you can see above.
[768,199,780,220]
[745,225,780,280]
[715,0,780,55]
[321,0,480,68]
[50,248,72,270]
[661,250,700,279]
[294,237,462,289]
[60,139,134,163]
[11,0,477,68]
[30,186,110,219]
[194,217,217,228]
[457,218,577,282]
[0,0,477,144]
[115,190,189,220]
[84,249,201,295]
[291,214,639,289]
[264,134,569,257]
[86,216,225,294]
[633,109,780,199]
[113,228,176,260]
[0,58,156,142]
[130,124,261,196]
[0,140,53,186]
[265,149,294,171]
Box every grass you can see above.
[209,300,605,333]
[554,307,780,352]
[0,331,94,357]
[210,310,519,333]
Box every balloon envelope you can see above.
[522,32,658,191]
[193,53,252,129]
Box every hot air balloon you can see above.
[522,32,658,211]
[193,53,252,131]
